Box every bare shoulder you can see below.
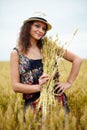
[10,48,19,62]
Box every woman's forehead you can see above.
[33,21,47,27]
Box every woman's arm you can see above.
[63,50,82,84]
[10,50,49,93]
[56,49,83,93]
[10,50,41,93]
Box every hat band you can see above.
[29,17,47,23]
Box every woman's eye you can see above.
[34,24,40,28]
[42,28,46,31]
[34,23,46,31]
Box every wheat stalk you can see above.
[37,29,78,119]
[37,36,65,119]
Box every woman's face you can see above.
[30,21,47,40]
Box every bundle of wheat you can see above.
[37,36,65,119]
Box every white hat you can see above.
[23,12,52,31]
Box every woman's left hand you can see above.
[54,82,72,94]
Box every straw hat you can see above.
[23,12,52,31]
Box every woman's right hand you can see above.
[39,73,50,87]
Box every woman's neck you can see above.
[30,37,38,47]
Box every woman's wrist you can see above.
[38,84,42,91]
[33,84,42,92]
[67,81,72,85]
[66,81,73,88]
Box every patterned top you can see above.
[14,48,43,102]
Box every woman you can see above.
[10,12,82,114]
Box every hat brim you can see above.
[23,17,52,31]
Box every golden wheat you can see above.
[0,42,87,129]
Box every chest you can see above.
[24,48,42,60]
[19,54,43,74]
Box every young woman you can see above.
[10,12,82,113]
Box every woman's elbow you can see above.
[74,56,83,67]
[12,83,19,93]
[77,57,83,65]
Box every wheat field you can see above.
[0,58,87,130]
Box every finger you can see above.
[58,91,63,95]
[40,78,49,85]
[57,87,63,93]
[45,77,49,81]
[40,74,50,79]
[55,86,60,91]
[54,85,60,94]
[43,78,49,83]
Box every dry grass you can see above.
[0,39,87,129]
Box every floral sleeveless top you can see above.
[14,48,43,101]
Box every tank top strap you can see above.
[13,47,19,55]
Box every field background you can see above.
[0,60,87,130]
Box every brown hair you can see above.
[18,21,47,54]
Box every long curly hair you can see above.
[18,21,47,54]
